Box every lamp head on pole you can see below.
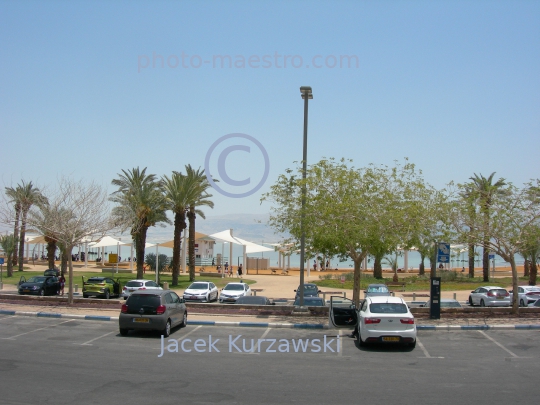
[300,86,313,99]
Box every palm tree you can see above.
[5,187,21,266]
[469,173,507,282]
[162,171,200,286]
[185,165,215,282]
[110,167,169,279]
[0,234,17,277]
[6,181,47,271]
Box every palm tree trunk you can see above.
[7,253,14,277]
[134,227,148,279]
[352,255,365,307]
[188,208,196,282]
[61,249,68,276]
[510,256,519,315]
[12,206,20,267]
[171,211,186,286]
[18,211,28,271]
[468,243,475,278]
[529,252,537,286]
[524,259,530,277]
[46,240,56,269]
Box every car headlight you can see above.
[32,286,39,290]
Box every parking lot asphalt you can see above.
[0,314,539,405]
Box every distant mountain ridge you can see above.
[148,213,285,243]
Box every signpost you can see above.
[430,241,449,319]
[437,243,450,264]
[489,253,495,278]
[0,257,4,290]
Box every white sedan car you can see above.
[510,286,540,307]
[183,281,219,302]
[122,279,162,300]
[357,296,417,348]
[219,282,251,303]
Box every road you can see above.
[0,314,538,404]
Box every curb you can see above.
[2,309,539,331]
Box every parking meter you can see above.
[430,277,441,319]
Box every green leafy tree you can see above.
[454,179,540,313]
[110,167,170,279]
[144,253,170,284]
[263,158,437,306]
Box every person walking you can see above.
[228,265,233,277]
[238,264,243,278]
[58,274,66,296]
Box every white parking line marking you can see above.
[478,330,519,358]
[337,331,343,357]
[1,319,74,339]
[175,325,202,342]
[248,327,272,354]
[80,331,115,346]
[417,338,444,359]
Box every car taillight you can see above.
[156,305,166,315]
[121,304,128,313]
[504,292,509,297]
[400,318,415,324]
[487,291,495,297]
[364,318,381,324]
[123,287,127,290]
[139,287,146,290]
[526,292,540,296]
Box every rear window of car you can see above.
[441,301,461,308]
[236,297,265,305]
[126,294,161,309]
[188,283,208,289]
[490,289,507,294]
[224,284,244,291]
[126,281,144,287]
[294,298,324,306]
[370,303,408,313]
[86,278,105,284]
[303,285,318,291]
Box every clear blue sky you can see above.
[2,0,539,217]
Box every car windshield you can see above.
[302,285,317,291]
[236,297,265,304]
[126,281,144,287]
[224,284,244,291]
[367,286,389,293]
[370,303,408,313]
[87,278,106,284]
[27,277,47,283]
[188,283,208,290]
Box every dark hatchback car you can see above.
[294,283,321,299]
[235,296,275,305]
[18,276,59,296]
[119,290,187,337]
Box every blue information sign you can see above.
[488,254,495,260]
[437,243,450,263]
[0,258,4,265]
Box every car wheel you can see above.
[162,320,171,338]
[520,299,525,307]
[180,312,187,327]
[480,299,485,307]
[39,289,45,297]
[120,328,129,336]
[104,289,110,300]
[469,296,474,306]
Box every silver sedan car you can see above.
[468,286,510,307]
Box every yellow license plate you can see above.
[382,337,400,342]
[134,318,149,323]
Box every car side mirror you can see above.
[509,290,513,294]
[318,290,322,293]
[349,304,356,309]
[294,289,297,292]
[471,291,475,293]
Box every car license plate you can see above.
[129,289,136,292]
[23,289,29,293]
[134,318,149,323]
[382,337,400,342]
[226,298,235,302]
[496,296,504,299]
[190,296,198,300]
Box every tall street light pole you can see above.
[298,86,313,308]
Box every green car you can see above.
[82,276,121,299]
